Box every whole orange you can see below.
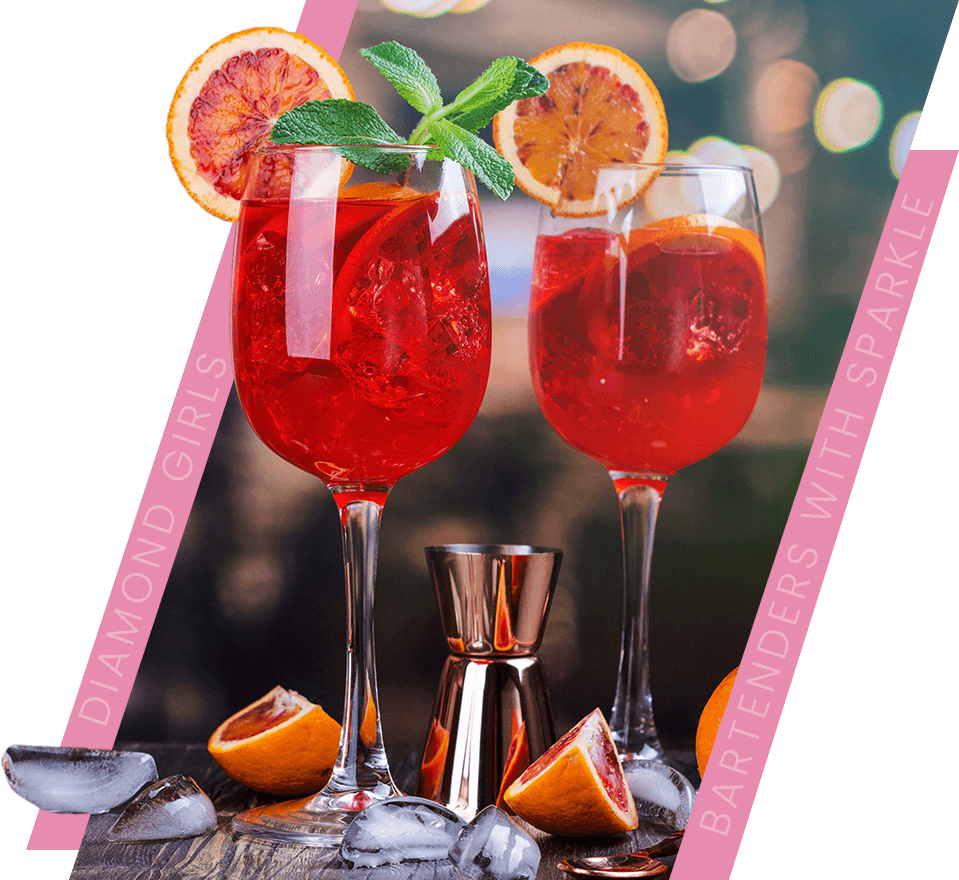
[695,667,738,779]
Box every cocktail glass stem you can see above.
[232,492,401,845]
[317,491,400,803]
[609,473,666,760]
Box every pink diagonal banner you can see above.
[672,147,957,880]
[27,0,360,851]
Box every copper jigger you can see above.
[417,544,562,819]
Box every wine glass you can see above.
[230,144,492,843]
[528,163,767,759]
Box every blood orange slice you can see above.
[208,685,341,796]
[493,42,667,217]
[167,27,355,221]
[504,708,638,836]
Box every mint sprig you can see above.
[359,42,442,116]
[269,41,549,199]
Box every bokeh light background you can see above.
[118,0,957,755]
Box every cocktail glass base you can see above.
[613,736,664,763]
[232,784,399,847]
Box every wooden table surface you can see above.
[70,744,695,879]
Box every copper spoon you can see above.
[558,830,685,878]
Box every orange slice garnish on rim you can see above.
[493,42,667,217]
[167,27,355,221]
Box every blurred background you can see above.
[117,0,955,755]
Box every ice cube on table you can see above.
[622,760,696,829]
[340,796,467,868]
[2,745,158,814]
[106,775,217,842]
[448,806,541,880]
[355,862,463,880]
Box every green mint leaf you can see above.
[360,42,443,115]
[271,99,410,174]
[509,61,551,102]
[271,99,405,145]
[446,57,517,117]
[427,119,515,200]
[447,60,550,133]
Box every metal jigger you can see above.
[416,544,562,820]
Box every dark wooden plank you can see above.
[71,745,692,879]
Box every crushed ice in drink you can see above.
[2,745,158,814]
[448,806,541,880]
[106,775,217,842]
[622,760,696,829]
[340,796,467,868]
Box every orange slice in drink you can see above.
[617,217,766,321]
[167,27,355,221]
[696,667,738,778]
[504,708,638,836]
[493,42,667,217]
[332,193,435,305]
[635,215,765,274]
[208,685,341,795]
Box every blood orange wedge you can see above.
[167,27,355,221]
[696,667,738,778]
[504,708,638,836]
[208,685,341,796]
[493,42,667,217]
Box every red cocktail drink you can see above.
[233,187,491,488]
[527,163,769,760]
[530,222,766,477]
[230,146,492,844]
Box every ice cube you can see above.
[106,775,217,842]
[448,806,541,880]
[2,745,158,814]
[340,796,467,868]
[243,229,286,298]
[357,862,461,880]
[622,760,696,829]
[687,281,752,356]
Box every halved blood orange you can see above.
[504,708,638,836]
[167,27,355,221]
[493,42,667,217]
[208,685,341,796]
